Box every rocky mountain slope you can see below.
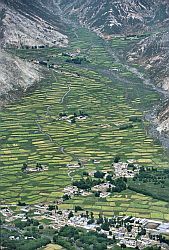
[157,103,169,134]
[60,0,169,36]
[127,27,169,135]
[0,0,68,106]
[0,0,68,48]
[0,50,40,106]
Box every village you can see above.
[1,204,169,250]
[1,160,169,249]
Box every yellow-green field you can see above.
[1,27,168,220]
[60,190,169,221]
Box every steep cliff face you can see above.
[157,103,169,134]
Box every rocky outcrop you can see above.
[157,102,169,134]
[128,31,169,90]
[127,30,169,134]
[0,50,40,106]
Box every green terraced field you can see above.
[60,190,169,221]
[1,27,169,220]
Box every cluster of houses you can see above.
[113,161,140,178]
[61,160,140,201]
[31,59,58,69]
[58,113,88,124]
[91,183,115,198]
[1,205,169,249]
[68,215,169,249]
[63,185,90,198]
[22,163,48,173]
[2,159,168,249]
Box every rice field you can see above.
[1,27,169,220]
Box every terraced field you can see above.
[60,190,169,221]
[1,27,169,220]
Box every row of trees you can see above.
[73,177,103,190]
[66,56,89,65]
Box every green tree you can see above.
[68,211,74,219]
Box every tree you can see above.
[121,243,127,248]
[75,206,83,213]
[83,171,89,176]
[62,194,70,201]
[86,210,89,218]
[84,243,91,250]
[94,242,107,250]
[21,163,28,172]
[106,174,112,181]
[127,224,132,232]
[0,217,4,225]
[18,201,26,206]
[87,218,95,224]
[68,211,74,219]
[48,205,56,211]
[71,117,76,124]
[97,214,103,224]
[33,220,39,226]
[94,171,105,179]
[114,155,120,163]
[94,191,101,197]
[139,228,146,236]
[90,211,94,219]
[78,161,82,167]
[36,163,43,170]
[101,222,110,231]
